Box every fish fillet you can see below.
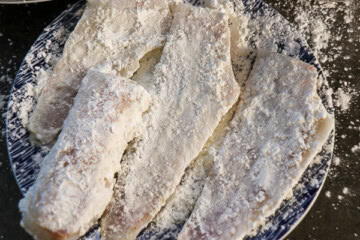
[28,0,171,144]
[137,101,239,240]
[137,2,254,238]
[101,3,240,240]
[19,67,152,240]
[178,53,334,240]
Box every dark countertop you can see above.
[0,1,359,239]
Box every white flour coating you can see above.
[203,0,252,86]
[19,68,152,240]
[137,2,253,237]
[101,3,240,239]
[139,154,210,240]
[178,53,334,240]
[135,0,324,237]
[28,0,172,144]
[153,158,208,230]
[139,101,239,239]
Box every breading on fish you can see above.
[28,0,171,144]
[101,3,240,239]
[19,68,152,240]
[179,53,334,240]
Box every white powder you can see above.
[351,143,360,153]
[0,95,7,111]
[0,74,14,141]
[342,187,349,195]
[7,81,39,130]
[310,178,319,188]
[325,191,331,198]
[335,88,353,111]
[0,75,13,84]
[333,157,341,166]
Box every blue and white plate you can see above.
[6,0,334,239]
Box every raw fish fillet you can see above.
[101,3,240,239]
[19,68,152,240]
[137,102,239,240]
[28,0,171,144]
[179,53,334,240]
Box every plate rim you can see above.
[6,0,335,239]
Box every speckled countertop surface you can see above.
[0,0,359,239]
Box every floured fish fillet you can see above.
[179,53,334,240]
[19,68,152,240]
[101,3,240,240]
[204,0,253,86]
[28,0,171,144]
[138,3,253,237]
[138,103,238,240]
[138,3,252,238]
[137,148,210,240]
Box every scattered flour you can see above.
[351,143,360,153]
[334,88,353,111]
[310,178,320,188]
[333,157,341,166]
[0,74,14,141]
[0,75,13,84]
[0,95,7,111]
[274,0,358,117]
[325,191,331,198]
[290,1,335,65]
